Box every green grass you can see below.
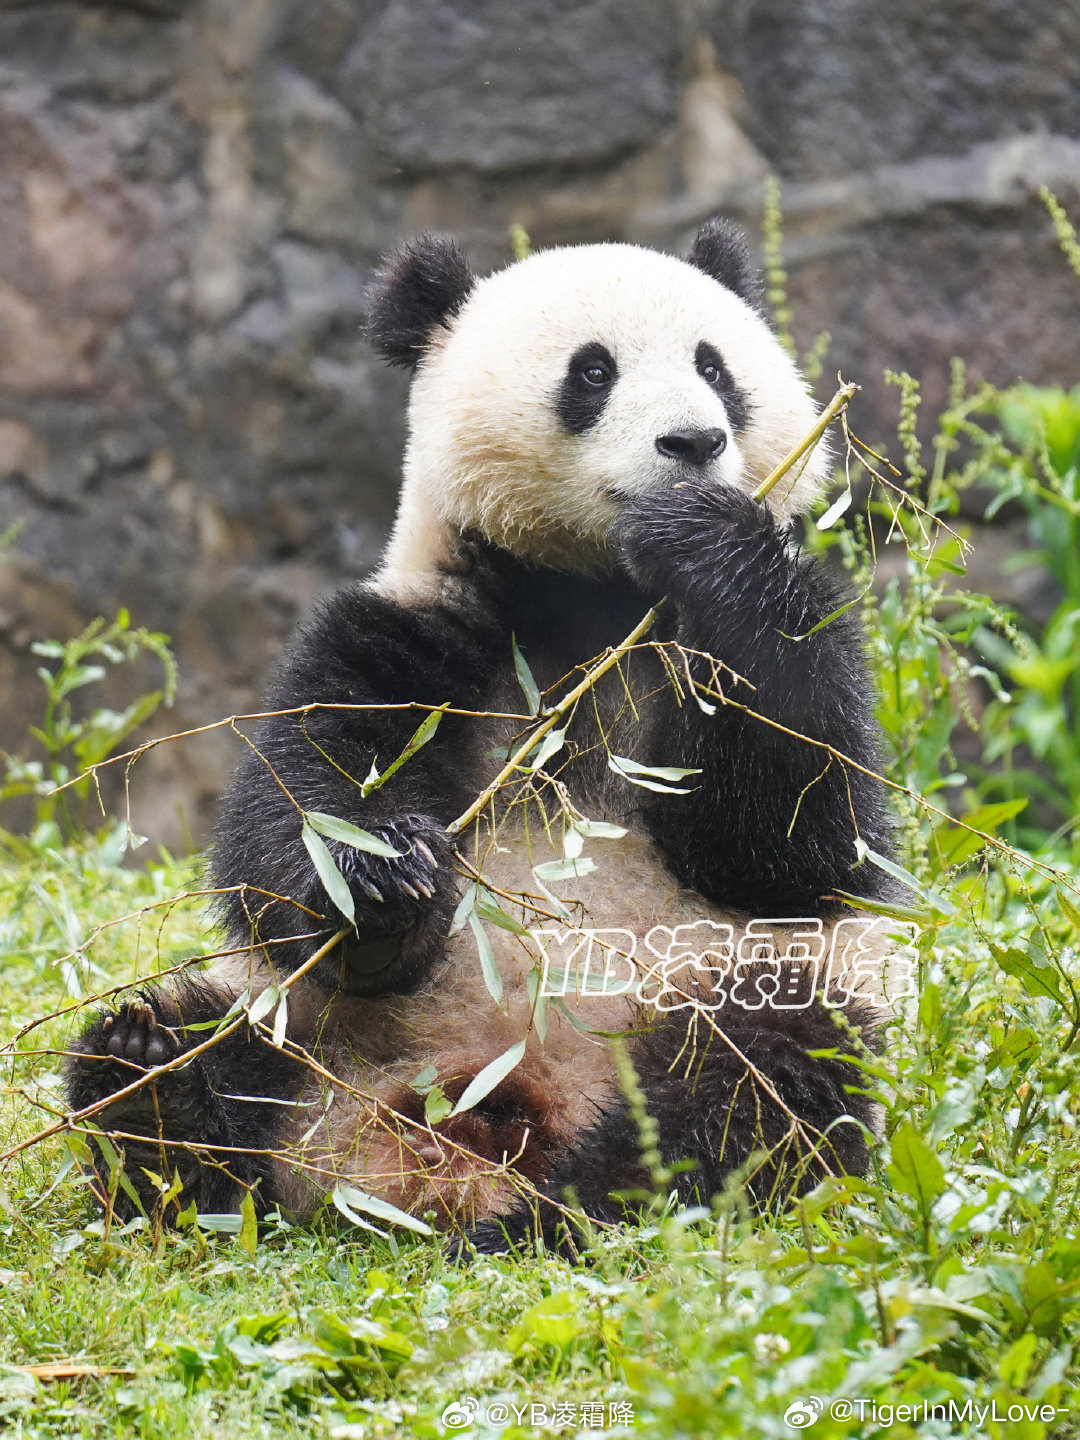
[3,781,1080,1436]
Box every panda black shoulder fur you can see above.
[66,219,896,1254]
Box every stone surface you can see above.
[0,0,1078,848]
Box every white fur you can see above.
[377,242,829,596]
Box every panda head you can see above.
[367,220,830,585]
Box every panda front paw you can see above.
[615,480,773,596]
[66,993,203,1127]
[319,813,455,937]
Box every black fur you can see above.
[695,340,752,435]
[555,342,619,434]
[686,215,765,313]
[66,981,305,1219]
[365,235,475,369]
[465,992,877,1258]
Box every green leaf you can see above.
[302,823,355,925]
[424,1085,453,1126]
[532,857,598,883]
[994,944,1070,1009]
[331,1183,433,1236]
[448,882,477,937]
[450,1040,527,1117]
[475,897,530,935]
[854,838,957,916]
[573,819,628,840]
[815,488,852,530]
[362,706,448,795]
[528,727,566,772]
[238,1191,258,1258]
[246,985,279,1029]
[305,812,401,857]
[508,1291,585,1351]
[272,990,289,1049]
[887,1121,946,1210]
[608,753,700,793]
[469,911,504,1006]
[512,635,541,715]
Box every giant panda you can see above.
[66,219,897,1255]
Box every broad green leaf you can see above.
[302,823,355,925]
[305,811,400,857]
[332,1182,433,1236]
[508,1291,585,1351]
[450,1039,527,1117]
[512,635,541,715]
[994,944,1070,1009]
[887,1121,946,1210]
[424,1085,452,1126]
[469,911,504,1006]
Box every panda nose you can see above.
[655,428,728,466]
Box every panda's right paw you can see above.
[318,813,455,936]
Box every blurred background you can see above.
[1,0,1079,851]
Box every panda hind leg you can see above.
[460,997,880,1259]
[66,980,297,1222]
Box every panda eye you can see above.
[699,362,720,385]
[581,362,612,387]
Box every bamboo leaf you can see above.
[512,635,541,715]
[272,990,289,1049]
[816,488,853,530]
[246,985,279,1027]
[854,838,956,917]
[332,1182,433,1236]
[450,1040,527,1117]
[528,727,566,772]
[533,857,598,884]
[608,753,700,793]
[306,812,400,857]
[302,824,355,925]
[469,911,504,1006]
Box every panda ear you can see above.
[686,217,764,313]
[365,235,476,369]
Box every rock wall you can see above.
[1,0,1079,846]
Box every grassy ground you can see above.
[2,820,1080,1440]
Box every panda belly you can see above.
[255,815,898,1228]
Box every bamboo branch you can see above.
[753,379,859,502]
[447,602,664,837]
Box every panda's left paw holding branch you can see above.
[615,481,772,596]
[320,813,455,935]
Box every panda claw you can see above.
[361,880,384,903]
[413,838,438,869]
[401,882,421,902]
[414,880,435,900]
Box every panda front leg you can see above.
[615,481,894,914]
[210,580,506,996]
[65,981,305,1221]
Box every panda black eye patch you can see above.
[695,340,752,435]
[555,342,618,434]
